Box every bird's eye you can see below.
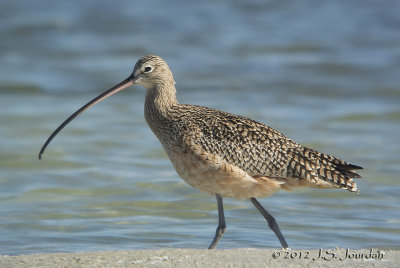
[144,66,152,73]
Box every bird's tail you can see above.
[289,147,363,193]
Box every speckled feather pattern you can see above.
[137,55,362,199]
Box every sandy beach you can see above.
[0,248,397,268]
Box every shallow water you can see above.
[1,0,399,255]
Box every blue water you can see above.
[1,0,399,255]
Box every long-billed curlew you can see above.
[39,55,362,249]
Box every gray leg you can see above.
[208,194,226,249]
[250,198,290,249]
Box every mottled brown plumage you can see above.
[138,55,362,199]
[39,54,363,250]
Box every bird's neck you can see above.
[144,83,178,128]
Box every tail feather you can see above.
[290,147,363,193]
[340,163,363,170]
[336,164,363,178]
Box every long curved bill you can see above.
[38,75,136,159]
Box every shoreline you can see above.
[1,248,397,267]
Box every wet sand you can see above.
[0,248,396,267]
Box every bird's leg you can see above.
[208,194,226,249]
[250,198,290,250]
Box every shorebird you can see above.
[39,55,362,249]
